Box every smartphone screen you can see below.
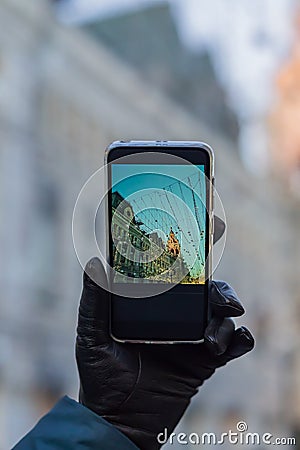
[107,143,212,342]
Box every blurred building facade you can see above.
[0,0,299,449]
[269,11,300,195]
[84,3,239,143]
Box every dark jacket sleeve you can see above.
[12,396,139,450]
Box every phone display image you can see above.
[110,164,206,285]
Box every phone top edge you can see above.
[105,140,214,176]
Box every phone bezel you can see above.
[105,140,214,344]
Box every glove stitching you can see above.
[113,350,142,413]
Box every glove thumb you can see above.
[77,257,111,346]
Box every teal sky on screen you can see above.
[112,165,205,205]
[111,164,206,278]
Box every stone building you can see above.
[269,11,300,194]
[84,3,239,142]
[111,192,189,283]
[167,228,180,257]
[0,0,299,449]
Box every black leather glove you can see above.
[76,258,254,450]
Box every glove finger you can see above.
[77,257,111,346]
[209,280,245,318]
[213,215,226,244]
[204,317,235,356]
[220,326,255,363]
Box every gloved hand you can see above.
[76,259,254,450]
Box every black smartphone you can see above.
[105,141,214,343]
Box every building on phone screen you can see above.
[111,191,201,284]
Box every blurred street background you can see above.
[0,0,300,448]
